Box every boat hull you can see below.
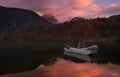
[64,45,98,55]
[64,51,91,61]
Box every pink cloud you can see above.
[95,3,120,17]
[90,4,102,13]
[69,0,93,8]
[109,4,118,8]
[37,0,94,22]
[0,0,120,22]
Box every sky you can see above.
[0,0,120,22]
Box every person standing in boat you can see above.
[78,42,86,48]
[66,45,70,49]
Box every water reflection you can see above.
[64,51,91,62]
[1,58,120,77]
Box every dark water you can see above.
[0,41,120,77]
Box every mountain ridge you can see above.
[0,6,50,32]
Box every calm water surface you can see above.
[0,58,120,77]
[0,41,120,77]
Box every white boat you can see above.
[64,51,91,62]
[64,44,98,55]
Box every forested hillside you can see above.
[0,15,120,42]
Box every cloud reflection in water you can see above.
[0,58,120,77]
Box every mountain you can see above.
[0,6,50,32]
[42,14,58,24]
[70,17,85,22]
[108,14,120,20]
[0,14,120,41]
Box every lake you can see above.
[0,41,120,77]
[0,58,120,77]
